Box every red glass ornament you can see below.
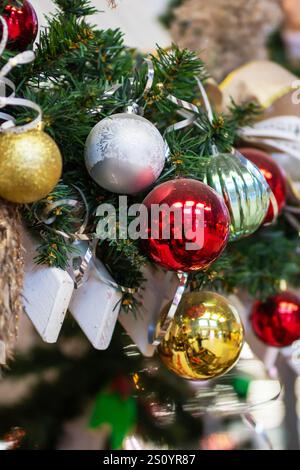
[2,1,38,50]
[239,148,287,224]
[140,178,230,272]
[251,291,300,347]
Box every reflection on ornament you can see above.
[203,151,270,241]
[2,0,38,50]
[158,291,244,380]
[239,148,287,224]
[251,291,300,347]
[85,113,166,194]
[0,129,62,204]
[140,178,230,272]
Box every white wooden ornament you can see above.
[23,229,74,343]
[119,266,179,357]
[69,252,122,350]
[23,232,122,350]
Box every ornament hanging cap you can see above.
[0,16,42,133]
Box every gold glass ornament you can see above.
[0,129,62,204]
[158,291,244,381]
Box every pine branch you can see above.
[147,44,207,120]
[23,183,85,269]
[158,129,210,182]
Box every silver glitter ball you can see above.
[84,113,166,194]
[203,151,270,241]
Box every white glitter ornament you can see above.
[84,113,167,194]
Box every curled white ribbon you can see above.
[0,97,42,133]
[0,15,8,57]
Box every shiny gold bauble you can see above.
[158,291,244,381]
[0,129,62,204]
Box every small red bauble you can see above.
[2,1,38,50]
[239,148,287,224]
[140,178,230,272]
[251,291,300,347]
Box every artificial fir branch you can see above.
[53,0,97,16]
[195,112,233,155]
[227,99,262,131]
[150,45,207,101]
[24,183,84,269]
[192,227,300,300]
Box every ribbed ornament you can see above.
[203,151,270,241]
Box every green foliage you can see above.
[227,100,263,132]
[192,226,300,300]
[53,0,97,17]
[3,0,300,305]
